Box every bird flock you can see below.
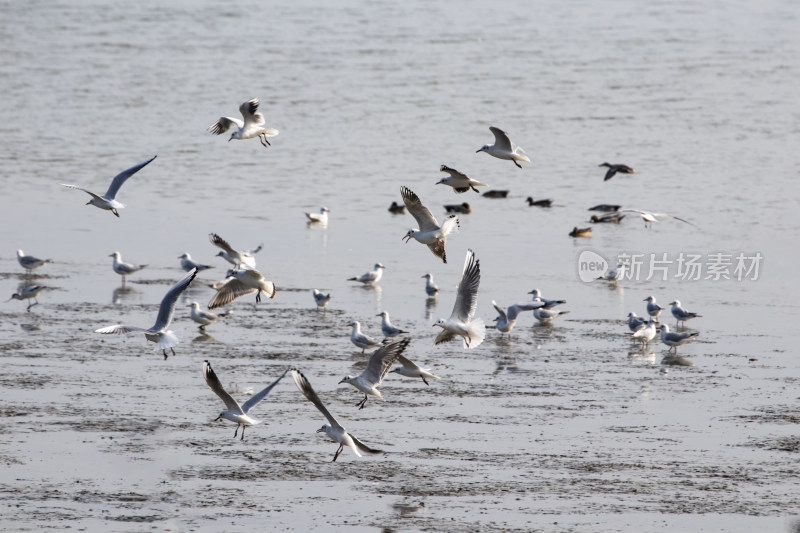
[8,100,706,461]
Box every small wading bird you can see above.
[17,250,52,274]
[208,98,279,147]
[348,263,385,285]
[109,252,147,286]
[599,162,636,181]
[202,361,288,440]
[7,285,46,310]
[389,354,440,385]
[401,186,459,264]
[476,126,530,168]
[208,268,276,309]
[339,338,411,409]
[95,269,197,359]
[61,156,157,217]
[433,249,485,349]
[436,165,488,193]
[291,369,384,462]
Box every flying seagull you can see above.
[61,156,157,217]
[339,338,411,409]
[433,249,485,349]
[401,185,459,264]
[476,127,530,168]
[208,98,279,147]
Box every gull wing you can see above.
[95,324,147,334]
[202,360,244,415]
[245,243,264,255]
[61,184,104,203]
[350,434,383,455]
[507,302,542,321]
[492,301,507,322]
[449,249,480,322]
[433,328,457,345]
[208,278,256,309]
[395,353,421,371]
[362,338,410,386]
[239,98,265,127]
[152,268,197,332]
[208,116,243,135]
[401,186,439,231]
[440,165,469,181]
[241,369,289,414]
[105,156,157,200]
[209,233,237,254]
[291,369,343,431]
[426,241,447,264]
[489,126,513,152]
[653,212,696,227]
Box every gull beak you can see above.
[316,428,324,433]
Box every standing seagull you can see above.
[620,209,695,229]
[208,268,276,309]
[401,186,459,264]
[202,361,288,440]
[492,300,542,335]
[312,289,332,310]
[669,300,702,326]
[627,312,647,332]
[16,250,52,274]
[644,295,664,320]
[347,321,383,353]
[533,307,570,324]
[61,156,157,217]
[187,301,225,330]
[348,263,384,285]
[389,354,440,385]
[476,126,530,168]
[208,98,279,147]
[7,285,46,310]
[436,165,488,193]
[178,253,213,272]
[95,269,197,358]
[527,289,566,309]
[376,311,408,338]
[632,318,657,346]
[660,324,699,352]
[599,162,636,181]
[291,369,384,462]
[422,273,439,296]
[209,233,259,270]
[433,249,485,349]
[339,338,410,409]
[109,252,147,286]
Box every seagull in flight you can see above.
[208,233,260,269]
[291,369,384,462]
[620,209,696,229]
[61,156,157,217]
[95,269,197,358]
[436,165,488,193]
[339,338,410,409]
[208,268,276,309]
[433,249,485,349]
[476,127,530,168]
[401,186,459,264]
[389,354,440,385]
[202,361,288,440]
[17,250,52,274]
[599,162,636,181]
[208,98,279,147]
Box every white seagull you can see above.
[644,295,664,319]
[533,307,570,324]
[312,289,332,310]
[16,250,52,273]
[347,321,383,354]
[422,273,439,296]
[527,289,566,309]
[95,269,197,358]
[348,263,384,284]
[401,186,459,264]
[305,207,330,224]
[376,311,408,338]
[209,233,259,270]
[436,165,489,193]
[433,249,485,349]
[339,338,410,409]
[492,300,542,335]
[61,156,157,217]
[476,126,530,168]
[208,98,279,147]
[389,354,440,385]
[208,268,276,309]
[187,301,225,329]
[597,262,626,283]
[109,251,147,285]
[202,361,288,440]
[660,324,699,352]
[179,253,212,272]
[669,300,702,326]
[631,318,657,346]
[620,209,695,229]
[7,285,46,309]
[291,369,384,462]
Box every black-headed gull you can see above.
[187,301,227,329]
[305,207,330,224]
[376,311,408,338]
[669,300,702,325]
[659,324,699,352]
[291,369,383,462]
[179,253,212,272]
[433,249,484,349]
[61,156,156,217]
[644,296,664,319]
[208,98,278,147]
[202,361,287,440]
[476,127,530,168]
[422,273,439,296]
[208,268,276,309]
[492,300,542,335]
[16,250,52,273]
[109,251,146,286]
[208,233,259,270]
[347,321,382,353]
[7,285,45,310]
[632,318,657,346]
[627,312,647,332]
[339,338,410,409]
[401,186,459,264]
[599,162,636,181]
[533,307,570,324]
[96,269,197,358]
[620,209,695,229]
[597,262,626,283]
[348,263,384,284]
[436,165,488,193]
[389,354,440,385]
[312,289,331,310]
[527,289,566,309]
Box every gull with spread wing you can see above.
[476,126,530,168]
[208,98,279,147]
[61,156,156,217]
[208,233,260,269]
[208,268,275,309]
[339,338,410,409]
[436,165,488,193]
[389,354,440,385]
[401,186,459,264]
[620,209,695,229]
[492,300,542,335]
[433,249,485,349]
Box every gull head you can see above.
[179,253,189,259]
[376,311,388,318]
[109,252,120,259]
[476,144,489,153]
[338,376,353,385]
[215,251,225,258]
[669,300,680,306]
[186,301,199,309]
[403,230,416,243]
[228,131,239,142]
[374,263,385,270]
[433,318,446,328]
[644,296,655,302]
[316,424,331,435]
[435,178,447,186]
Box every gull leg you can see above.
[163,350,168,360]
[234,424,240,438]
[112,209,120,218]
[256,290,262,304]
[357,395,368,409]
[171,347,176,356]
[241,424,245,440]
[422,377,429,386]
[333,444,343,462]
[513,160,522,169]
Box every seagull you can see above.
[422,273,439,296]
[95,269,197,358]
[590,213,625,224]
[476,126,530,168]
[620,209,695,229]
[389,354,440,385]
[291,369,384,462]
[376,311,408,338]
[339,338,410,409]
[627,312,647,332]
[388,201,406,214]
[61,156,157,217]
[348,263,384,284]
[597,262,626,283]
[525,197,552,208]
[347,321,383,353]
[527,289,566,309]
[305,206,330,224]
[202,361,287,440]
[533,307,570,324]
[7,285,45,309]
[669,300,702,326]
[208,268,276,309]
[599,162,636,181]
[569,226,592,237]
[208,98,278,147]
[178,253,213,272]
[632,318,657,346]
[436,165,488,193]
[312,289,331,310]
[433,249,485,349]
[588,204,621,212]
[444,202,471,214]
[660,324,699,352]
[209,233,259,269]
[492,300,541,335]
[401,186,460,264]
[16,250,52,273]
[187,301,226,330]
[644,296,664,320]
[109,252,146,286]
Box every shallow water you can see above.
[1,0,800,531]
